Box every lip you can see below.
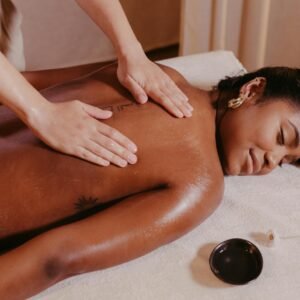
[249,149,261,174]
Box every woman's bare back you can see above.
[0,64,222,243]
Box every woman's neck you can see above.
[208,88,227,174]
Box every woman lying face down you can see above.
[0,63,299,299]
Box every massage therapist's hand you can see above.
[0,52,137,167]
[28,100,138,167]
[117,47,193,118]
[75,0,192,117]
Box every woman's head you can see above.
[216,67,300,176]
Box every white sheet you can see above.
[31,51,300,300]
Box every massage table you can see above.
[27,50,300,299]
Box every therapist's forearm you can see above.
[75,0,143,58]
[0,52,49,123]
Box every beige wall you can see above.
[264,0,300,67]
[180,0,300,70]
[121,0,180,51]
[12,0,180,70]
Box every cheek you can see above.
[220,106,276,152]
[221,110,255,148]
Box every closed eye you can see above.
[278,127,285,145]
[281,156,300,166]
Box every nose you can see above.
[264,150,284,170]
[264,145,297,170]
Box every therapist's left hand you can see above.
[117,48,193,118]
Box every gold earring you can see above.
[227,92,256,109]
[227,96,246,109]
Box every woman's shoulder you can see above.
[157,63,189,85]
[157,63,214,113]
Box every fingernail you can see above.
[183,95,189,102]
[119,160,128,167]
[129,144,138,153]
[187,103,194,111]
[139,95,148,103]
[177,111,184,118]
[185,110,192,117]
[128,154,137,164]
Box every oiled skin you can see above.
[0,64,224,299]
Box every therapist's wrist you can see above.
[116,41,146,62]
[20,95,52,127]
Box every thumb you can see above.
[123,76,148,104]
[83,104,113,120]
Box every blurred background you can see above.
[180,0,300,70]
[9,0,300,71]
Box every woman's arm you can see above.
[75,0,192,118]
[0,179,223,299]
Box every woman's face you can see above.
[219,98,300,176]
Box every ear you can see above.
[239,77,266,101]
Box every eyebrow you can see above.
[288,120,300,147]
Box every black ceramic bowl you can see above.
[209,238,263,285]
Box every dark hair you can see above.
[217,67,300,107]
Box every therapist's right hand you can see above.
[28,100,138,167]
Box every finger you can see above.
[123,75,148,104]
[176,99,193,117]
[90,136,137,165]
[164,89,193,118]
[83,104,113,119]
[152,70,189,103]
[155,79,192,117]
[86,141,129,168]
[76,146,110,167]
[96,122,137,153]
[165,79,189,103]
[163,81,193,116]
[151,91,184,118]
